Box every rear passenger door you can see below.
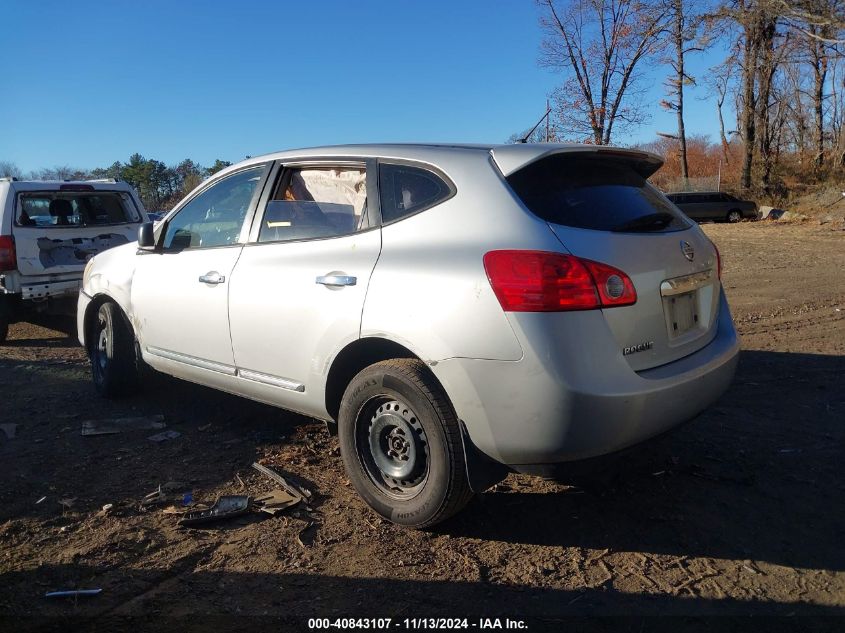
[227,160,382,415]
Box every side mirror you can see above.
[138,222,156,249]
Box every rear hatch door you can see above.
[498,147,721,371]
[11,185,143,277]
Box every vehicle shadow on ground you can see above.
[444,350,845,573]
[1,564,842,630]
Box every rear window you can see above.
[378,163,454,224]
[506,155,690,233]
[16,192,141,228]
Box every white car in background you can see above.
[0,177,147,343]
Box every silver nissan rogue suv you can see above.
[77,143,739,527]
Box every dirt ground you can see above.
[1,221,843,631]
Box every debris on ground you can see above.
[254,489,301,516]
[147,430,181,443]
[81,415,165,436]
[140,483,191,508]
[45,589,102,598]
[252,462,310,501]
[0,423,17,439]
[178,495,251,527]
[58,497,76,510]
[296,522,317,548]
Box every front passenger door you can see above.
[131,165,268,377]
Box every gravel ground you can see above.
[0,221,843,632]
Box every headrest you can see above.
[48,198,73,217]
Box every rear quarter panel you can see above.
[361,154,562,362]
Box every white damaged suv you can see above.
[78,144,739,527]
[0,177,147,343]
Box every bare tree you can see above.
[774,0,845,43]
[0,161,22,179]
[661,0,702,183]
[715,0,782,189]
[539,0,669,145]
[706,50,740,165]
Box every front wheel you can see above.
[726,209,742,223]
[90,301,140,397]
[338,359,473,528]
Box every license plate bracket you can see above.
[667,290,699,338]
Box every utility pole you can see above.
[546,99,550,142]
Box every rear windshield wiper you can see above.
[612,212,676,233]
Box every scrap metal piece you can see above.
[147,430,181,443]
[82,415,165,436]
[251,462,309,500]
[254,488,301,516]
[178,495,251,527]
[45,589,102,598]
[141,486,184,508]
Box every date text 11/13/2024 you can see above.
[307,618,528,630]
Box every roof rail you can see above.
[85,178,121,183]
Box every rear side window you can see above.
[16,192,140,228]
[506,155,690,233]
[258,166,368,243]
[378,163,453,224]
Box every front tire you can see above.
[726,209,742,223]
[338,359,473,528]
[90,301,139,397]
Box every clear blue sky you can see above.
[1,0,724,173]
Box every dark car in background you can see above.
[666,191,758,223]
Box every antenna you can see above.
[519,105,553,144]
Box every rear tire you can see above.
[726,209,742,223]
[90,301,139,397]
[338,359,473,528]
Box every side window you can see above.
[378,163,453,224]
[258,166,368,243]
[163,166,264,250]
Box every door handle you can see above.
[198,271,226,285]
[316,275,357,287]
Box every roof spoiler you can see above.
[491,144,664,179]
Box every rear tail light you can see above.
[483,250,636,312]
[708,239,722,279]
[0,235,16,272]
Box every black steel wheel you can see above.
[358,397,430,499]
[90,301,139,397]
[338,359,473,528]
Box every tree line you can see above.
[0,155,232,211]
[519,0,845,196]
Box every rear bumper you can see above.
[432,289,739,466]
